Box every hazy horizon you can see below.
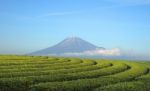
[0,0,150,60]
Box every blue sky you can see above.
[0,0,150,55]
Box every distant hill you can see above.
[30,37,104,55]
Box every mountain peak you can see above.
[65,36,82,40]
[30,37,105,55]
[63,37,84,42]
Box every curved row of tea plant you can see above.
[0,55,149,91]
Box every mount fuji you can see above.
[30,37,105,55]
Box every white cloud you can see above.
[47,49,150,60]
[36,10,81,18]
[85,48,121,56]
[62,48,122,56]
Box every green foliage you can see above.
[0,55,149,91]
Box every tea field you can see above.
[0,55,149,91]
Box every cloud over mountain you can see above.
[84,48,121,56]
[62,48,121,56]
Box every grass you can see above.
[0,55,149,91]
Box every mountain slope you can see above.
[31,37,104,55]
